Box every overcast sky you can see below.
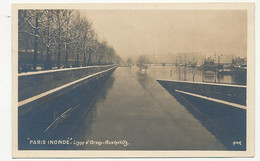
[81,10,247,59]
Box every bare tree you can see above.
[68,11,82,67]
[127,58,134,66]
[86,29,97,66]
[40,10,56,69]
[18,9,121,72]
[51,10,68,68]
[19,10,44,71]
[80,17,92,66]
[137,55,149,69]
[63,10,74,68]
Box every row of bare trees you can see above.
[18,9,121,72]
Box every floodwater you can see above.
[146,65,245,85]
[66,66,227,150]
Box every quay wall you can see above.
[157,79,246,150]
[157,80,246,106]
[18,66,117,149]
[18,65,115,102]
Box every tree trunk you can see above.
[83,50,86,66]
[33,15,39,71]
[57,13,61,69]
[57,42,61,68]
[45,15,52,70]
[45,47,52,70]
[65,43,68,68]
[76,46,79,67]
[64,16,70,68]
[87,48,92,66]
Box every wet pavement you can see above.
[66,67,226,150]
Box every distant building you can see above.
[232,57,247,66]
[147,52,205,65]
[176,52,204,65]
[218,55,233,64]
[203,57,215,65]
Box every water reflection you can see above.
[136,71,149,90]
[68,75,116,141]
[146,65,246,85]
[96,75,115,101]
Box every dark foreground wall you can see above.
[157,80,246,106]
[157,80,246,150]
[18,66,117,150]
[18,65,116,102]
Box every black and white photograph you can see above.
[11,3,255,158]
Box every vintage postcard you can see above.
[12,3,255,158]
